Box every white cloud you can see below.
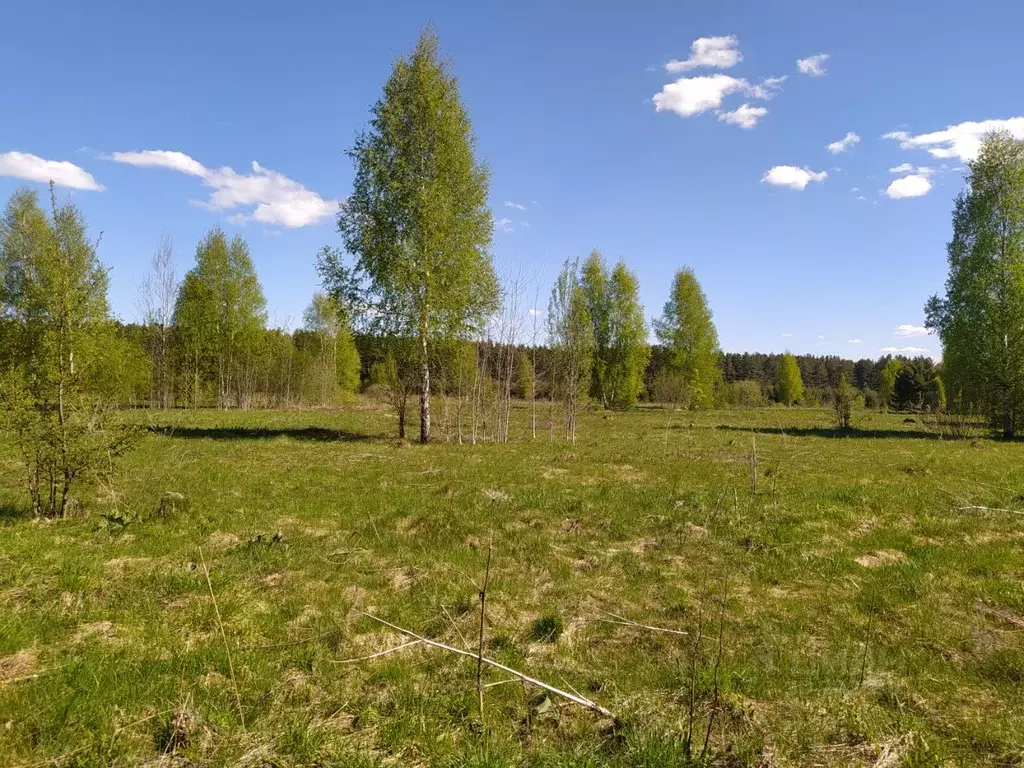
[826,132,860,154]
[761,165,828,190]
[653,74,782,119]
[883,118,1024,162]
[848,339,862,344]
[880,346,931,356]
[889,162,935,176]
[885,173,933,199]
[782,332,793,338]
[894,324,930,338]
[851,187,860,192]
[796,53,830,77]
[109,151,336,228]
[520,221,531,228]
[666,36,742,73]
[495,217,514,233]
[109,150,204,177]
[818,334,826,340]
[0,151,104,191]
[504,200,526,211]
[718,104,768,129]
[527,308,543,317]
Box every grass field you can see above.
[1,404,1022,766]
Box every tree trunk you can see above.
[420,332,431,444]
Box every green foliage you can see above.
[894,357,941,411]
[299,293,360,405]
[833,374,854,428]
[333,27,498,442]
[926,131,1024,437]
[653,268,721,408]
[548,259,595,441]
[0,187,135,517]
[777,352,804,406]
[878,357,902,411]
[579,253,650,408]
[514,352,534,400]
[172,228,266,408]
[718,379,767,408]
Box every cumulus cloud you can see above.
[881,346,931,356]
[666,35,742,72]
[653,74,783,119]
[108,150,336,228]
[894,324,930,338]
[0,151,104,191]
[718,104,768,129]
[885,174,933,199]
[504,200,526,210]
[884,118,1024,162]
[826,132,860,154]
[796,53,830,76]
[761,165,828,190]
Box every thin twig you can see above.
[701,597,727,760]
[361,613,615,718]
[199,547,246,730]
[858,612,874,688]
[957,505,1024,515]
[327,640,422,664]
[476,541,493,723]
[686,593,705,750]
[595,608,689,637]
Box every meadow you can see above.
[0,404,1022,767]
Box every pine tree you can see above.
[653,268,720,409]
[777,352,804,406]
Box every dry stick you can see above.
[476,542,493,723]
[750,435,758,495]
[328,640,422,664]
[362,613,615,719]
[595,608,689,637]
[701,598,727,760]
[686,594,705,750]
[199,547,246,730]
[858,611,874,688]
[957,505,1024,515]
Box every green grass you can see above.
[1,404,1022,766]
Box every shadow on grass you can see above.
[0,503,33,523]
[714,424,944,440]
[147,425,374,442]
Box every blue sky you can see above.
[3,0,1023,359]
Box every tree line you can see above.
[2,25,1023,517]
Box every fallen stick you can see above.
[200,547,246,730]
[362,613,615,719]
[595,608,689,637]
[957,505,1024,515]
[327,640,422,664]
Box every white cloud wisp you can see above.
[884,118,1024,162]
[109,150,336,228]
[0,151,104,191]
[761,165,828,190]
[666,36,742,73]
